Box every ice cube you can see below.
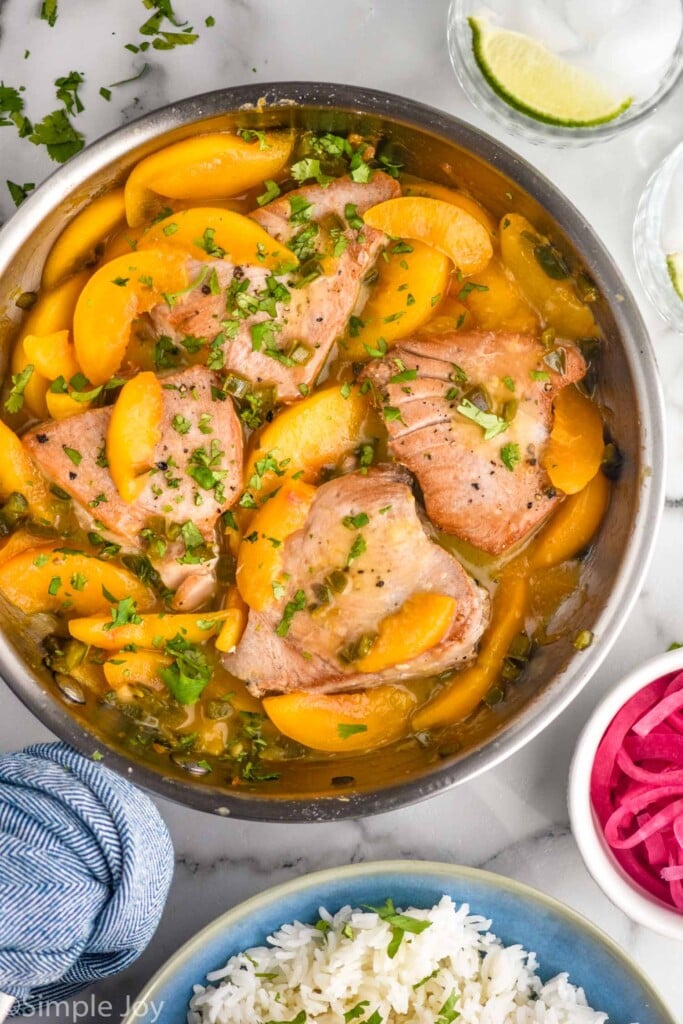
[513,0,583,52]
[563,0,638,47]
[585,0,682,99]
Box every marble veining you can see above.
[0,0,682,1020]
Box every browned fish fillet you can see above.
[225,465,489,695]
[362,331,586,554]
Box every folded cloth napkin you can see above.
[0,742,174,1015]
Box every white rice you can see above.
[187,895,630,1024]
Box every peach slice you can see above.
[68,609,232,650]
[11,271,90,419]
[499,213,596,339]
[402,174,497,234]
[0,421,51,514]
[356,593,457,673]
[343,240,450,360]
[42,189,126,288]
[531,471,609,570]
[245,384,375,493]
[23,330,81,383]
[542,385,604,495]
[363,196,493,276]
[73,250,188,384]
[264,685,417,753]
[0,547,154,616]
[124,130,293,226]
[214,586,249,653]
[138,207,297,270]
[107,372,163,503]
[236,479,317,612]
[103,650,172,690]
[413,567,528,729]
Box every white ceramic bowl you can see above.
[569,649,683,941]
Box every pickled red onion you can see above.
[590,670,683,912]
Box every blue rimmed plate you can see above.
[123,860,674,1024]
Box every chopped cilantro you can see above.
[364,898,432,958]
[257,179,281,206]
[70,572,87,591]
[47,576,62,596]
[458,281,489,301]
[389,368,417,383]
[194,226,226,258]
[171,414,191,435]
[62,445,82,466]
[346,534,366,566]
[344,1003,370,1022]
[382,406,405,425]
[342,512,369,530]
[290,157,331,186]
[55,71,84,116]
[289,194,312,223]
[205,15,215,26]
[236,127,270,150]
[99,87,112,102]
[103,595,141,631]
[436,991,460,1024]
[160,633,213,704]
[530,369,550,382]
[40,0,58,26]
[344,203,364,230]
[275,588,306,637]
[4,365,34,414]
[457,399,508,440]
[337,722,368,739]
[502,375,515,392]
[7,180,35,206]
[500,442,521,472]
[364,337,388,358]
[29,108,84,162]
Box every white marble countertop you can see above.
[0,1,682,1021]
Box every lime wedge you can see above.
[468,16,632,127]
[667,252,683,302]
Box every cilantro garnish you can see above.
[344,1003,370,1022]
[337,723,368,739]
[290,157,332,186]
[458,281,489,301]
[102,595,142,631]
[346,534,366,567]
[275,588,306,637]
[29,108,84,163]
[160,632,213,704]
[194,227,226,258]
[4,365,34,414]
[342,512,369,530]
[55,71,84,116]
[237,127,270,150]
[171,413,191,435]
[436,991,460,1024]
[40,0,58,26]
[500,442,521,472]
[257,179,281,206]
[363,898,432,958]
[47,576,62,596]
[457,398,508,441]
[62,445,82,466]
[7,180,35,207]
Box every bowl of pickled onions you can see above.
[569,649,683,939]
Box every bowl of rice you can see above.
[121,860,674,1024]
